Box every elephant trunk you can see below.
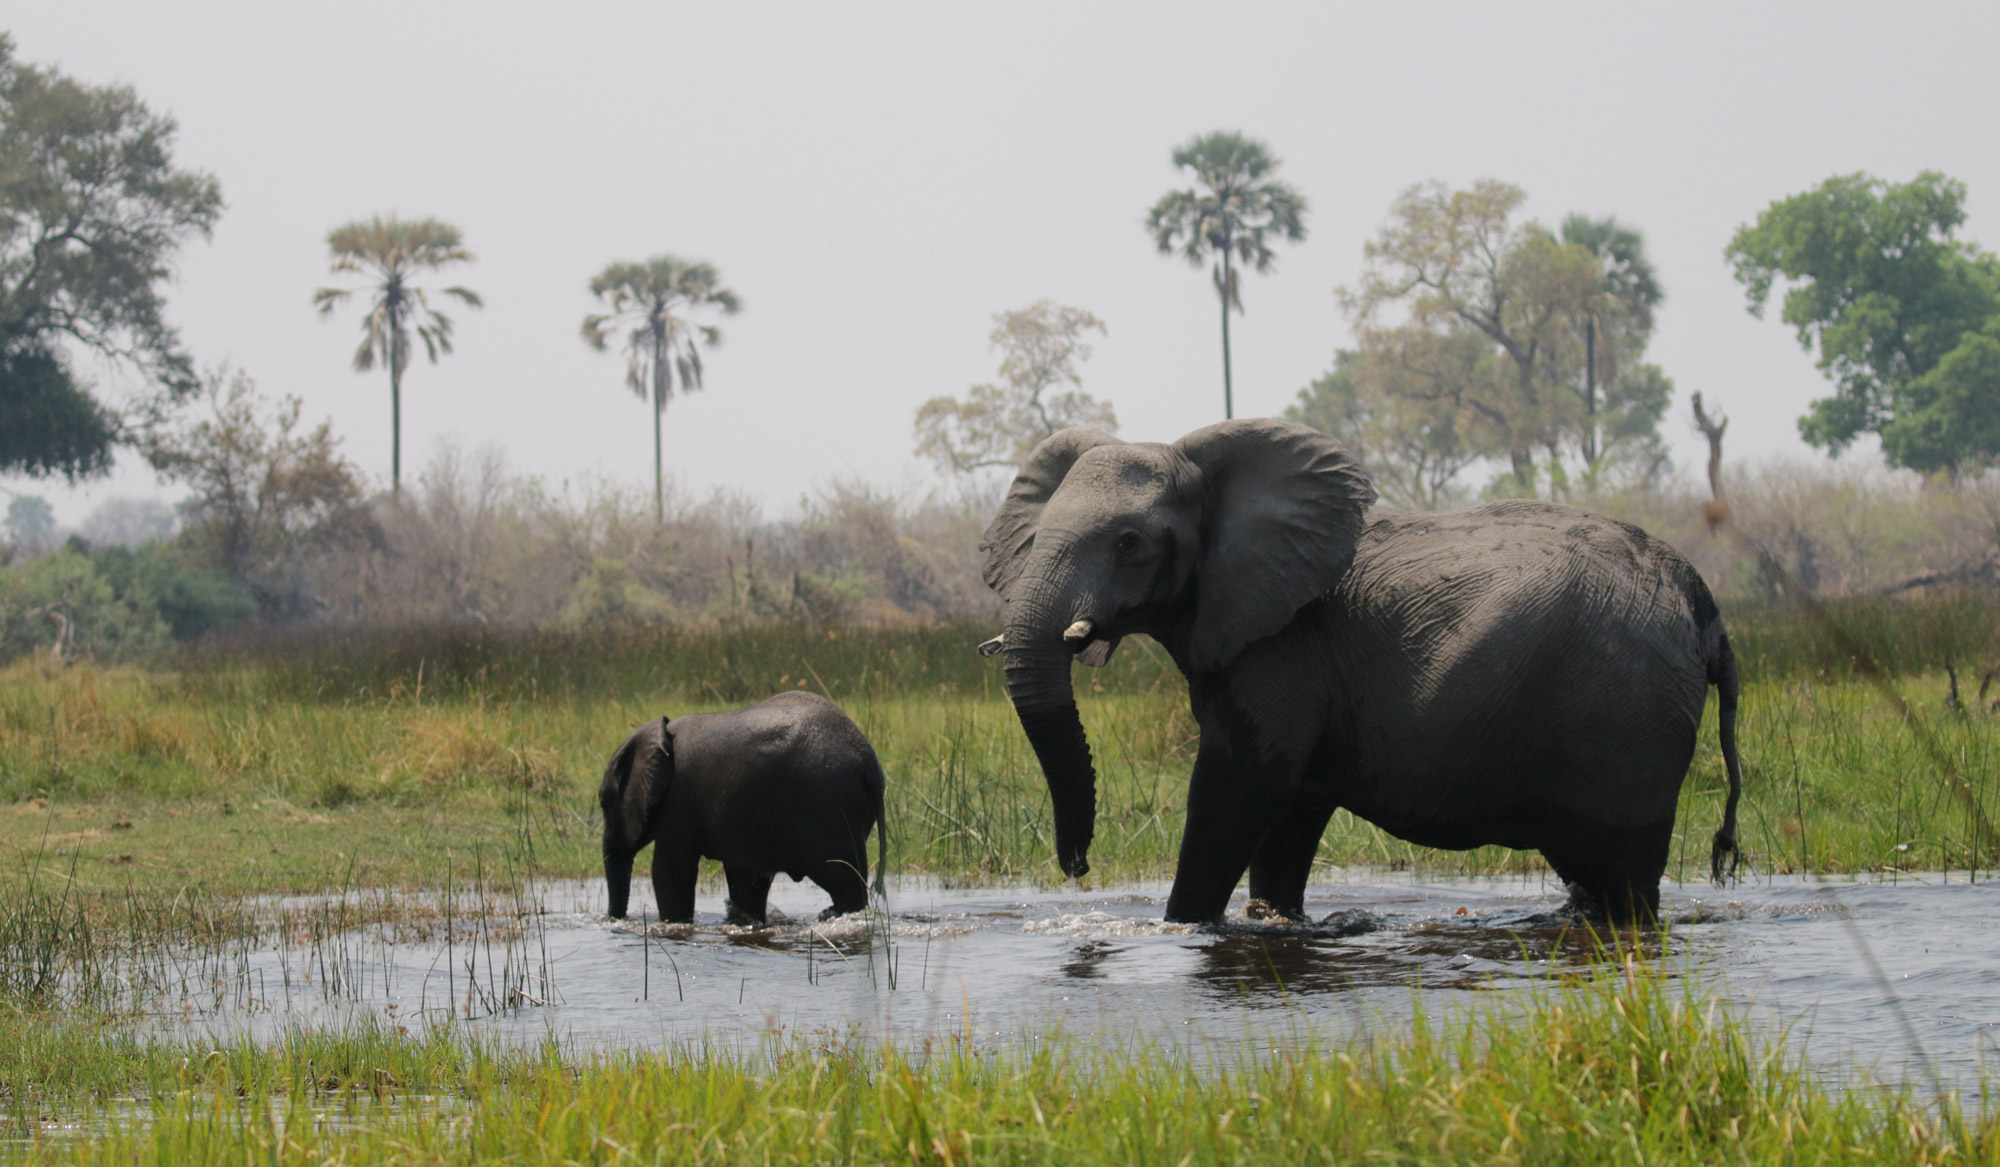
[1003,572,1098,878]
[604,848,634,920]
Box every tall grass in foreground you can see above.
[6,961,1988,1165]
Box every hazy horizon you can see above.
[10,2,2000,528]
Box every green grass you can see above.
[0,959,1988,1165]
[4,609,2000,904]
[1728,592,2000,684]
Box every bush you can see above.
[0,548,169,662]
[0,540,254,664]
[82,542,255,640]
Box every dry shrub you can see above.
[114,711,194,761]
[47,668,108,752]
[297,445,1002,631]
[395,714,563,795]
[1582,459,2000,599]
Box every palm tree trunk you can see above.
[1583,315,1598,466]
[390,318,404,496]
[1219,251,1235,421]
[652,328,667,527]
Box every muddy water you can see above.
[157,873,1999,1095]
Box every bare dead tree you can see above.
[1691,391,1730,528]
[27,606,72,665]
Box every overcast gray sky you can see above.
[11,2,2000,526]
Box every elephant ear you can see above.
[1174,419,1377,674]
[642,717,675,818]
[980,427,1126,601]
[600,717,676,827]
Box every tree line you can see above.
[918,140,2000,507]
[0,33,740,530]
[6,31,2000,654]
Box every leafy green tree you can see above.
[0,329,117,480]
[1726,171,2000,473]
[1146,131,1308,419]
[0,34,223,478]
[1561,214,1664,468]
[580,256,742,525]
[80,540,252,639]
[914,301,1116,474]
[0,546,171,663]
[1342,181,1672,494]
[1284,350,1476,509]
[312,216,482,493]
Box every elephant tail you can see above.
[868,749,888,904]
[1708,630,1744,884]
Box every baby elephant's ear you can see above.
[643,717,675,817]
[598,733,640,817]
[980,427,1125,601]
[1174,419,1377,674]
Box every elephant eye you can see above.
[1115,530,1144,559]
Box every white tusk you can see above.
[976,634,1004,657]
[1063,619,1094,646]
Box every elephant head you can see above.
[979,419,1375,878]
[598,715,674,919]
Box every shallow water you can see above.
[150,871,2000,1095]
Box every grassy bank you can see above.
[0,959,1986,1165]
[3,605,2000,903]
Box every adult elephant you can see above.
[981,419,1741,923]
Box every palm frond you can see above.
[319,214,480,384]
[623,349,647,400]
[582,255,741,409]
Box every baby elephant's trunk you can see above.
[604,850,634,920]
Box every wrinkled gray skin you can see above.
[982,419,1743,924]
[599,690,887,925]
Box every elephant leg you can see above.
[650,847,700,924]
[809,857,870,921]
[1164,740,1294,924]
[1541,821,1672,924]
[723,865,775,926]
[1246,798,1336,923]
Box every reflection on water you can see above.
[143,871,2000,1097]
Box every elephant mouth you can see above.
[980,619,1110,662]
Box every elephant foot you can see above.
[723,899,768,927]
[1315,908,1381,937]
[1244,898,1309,924]
[1560,881,1661,927]
[816,904,864,922]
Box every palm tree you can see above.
[580,256,742,525]
[1559,214,1663,465]
[1146,131,1309,419]
[312,216,483,494]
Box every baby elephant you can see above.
[599,690,886,925]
